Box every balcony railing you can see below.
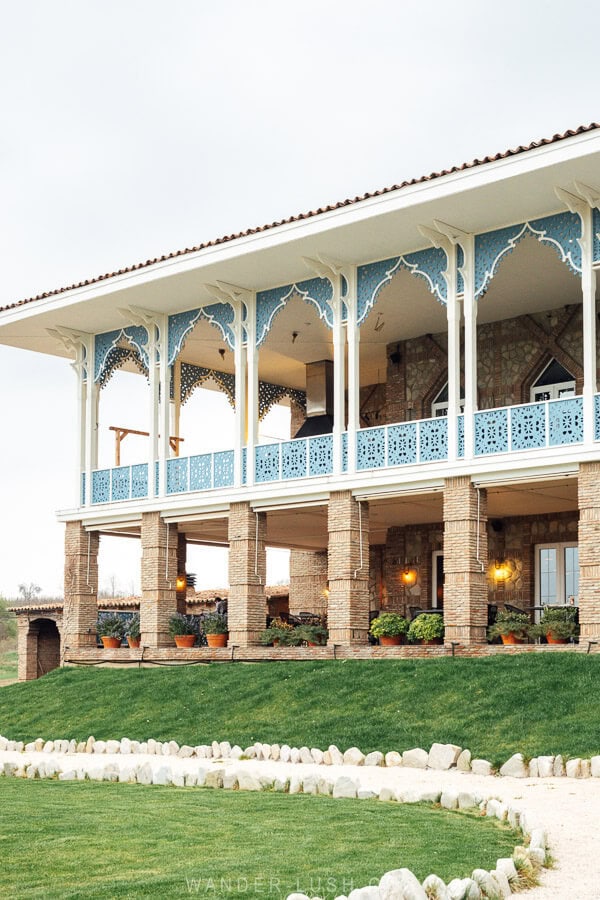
[86,395,596,504]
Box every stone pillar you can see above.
[228,502,267,645]
[63,521,99,648]
[140,512,178,647]
[578,462,600,639]
[383,526,407,613]
[327,491,369,644]
[17,618,38,681]
[289,550,328,616]
[443,477,488,644]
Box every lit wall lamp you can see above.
[400,566,418,586]
[492,559,509,582]
[322,585,330,600]
[176,574,187,593]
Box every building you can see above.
[3,123,600,678]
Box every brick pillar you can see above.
[578,462,600,639]
[17,618,38,681]
[443,477,488,644]
[289,550,328,616]
[63,521,99,648]
[176,532,187,614]
[327,491,369,644]
[228,502,267,645]
[140,512,178,647]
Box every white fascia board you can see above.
[4,129,600,332]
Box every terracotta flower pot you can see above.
[127,636,141,649]
[174,634,196,648]
[500,632,524,645]
[206,633,228,648]
[101,636,122,649]
[379,635,402,646]
[546,634,569,644]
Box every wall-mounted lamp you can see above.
[400,566,418,586]
[218,348,226,360]
[176,574,187,593]
[322,585,330,600]
[492,559,510,582]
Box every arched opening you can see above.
[31,618,60,678]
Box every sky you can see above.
[1,0,599,598]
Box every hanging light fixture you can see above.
[176,574,187,593]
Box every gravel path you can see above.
[2,749,599,898]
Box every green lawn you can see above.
[0,780,519,898]
[1,655,599,764]
[0,647,17,684]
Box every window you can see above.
[535,543,579,612]
[431,383,464,418]
[530,359,575,403]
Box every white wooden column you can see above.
[556,186,599,447]
[147,321,160,498]
[345,266,359,474]
[171,358,181,445]
[332,278,345,475]
[157,314,170,497]
[461,234,477,461]
[233,303,247,487]
[85,335,99,501]
[246,298,258,486]
[419,225,460,461]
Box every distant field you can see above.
[0,780,519,898]
[1,655,599,764]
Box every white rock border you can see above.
[0,744,549,900]
[1,734,597,781]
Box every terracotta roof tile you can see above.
[2,123,598,313]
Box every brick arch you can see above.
[19,616,62,681]
[520,352,581,404]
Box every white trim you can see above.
[431,550,444,609]
[534,542,579,615]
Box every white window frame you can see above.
[534,542,579,619]
[531,381,576,402]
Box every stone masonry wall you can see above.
[140,512,178,647]
[63,521,99,648]
[327,491,370,644]
[228,502,267,645]
[578,462,600,639]
[289,550,328,616]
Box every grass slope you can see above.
[0,780,518,898]
[1,656,599,765]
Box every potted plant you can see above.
[259,617,295,647]
[295,623,329,647]
[407,613,445,645]
[97,613,126,649]
[529,606,579,644]
[168,613,197,648]
[487,609,530,645]
[369,612,409,646]
[202,612,228,648]
[126,613,141,649]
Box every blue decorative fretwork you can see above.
[166,458,189,494]
[168,302,236,365]
[81,472,86,506]
[111,466,131,501]
[242,447,247,485]
[474,212,582,299]
[357,427,386,470]
[474,409,509,455]
[95,326,149,383]
[255,444,280,483]
[418,418,448,462]
[91,469,110,504]
[308,435,333,476]
[342,432,348,472]
[190,454,212,491]
[259,382,306,419]
[256,277,334,346]
[456,243,465,295]
[213,450,234,488]
[510,404,546,450]
[131,464,148,498]
[281,440,307,480]
[180,363,236,407]
[387,423,417,466]
[594,208,600,265]
[457,415,464,458]
[548,397,583,446]
[97,346,148,389]
[357,247,447,324]
[595,394,600,441]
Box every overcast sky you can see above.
[1,0,599,598]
